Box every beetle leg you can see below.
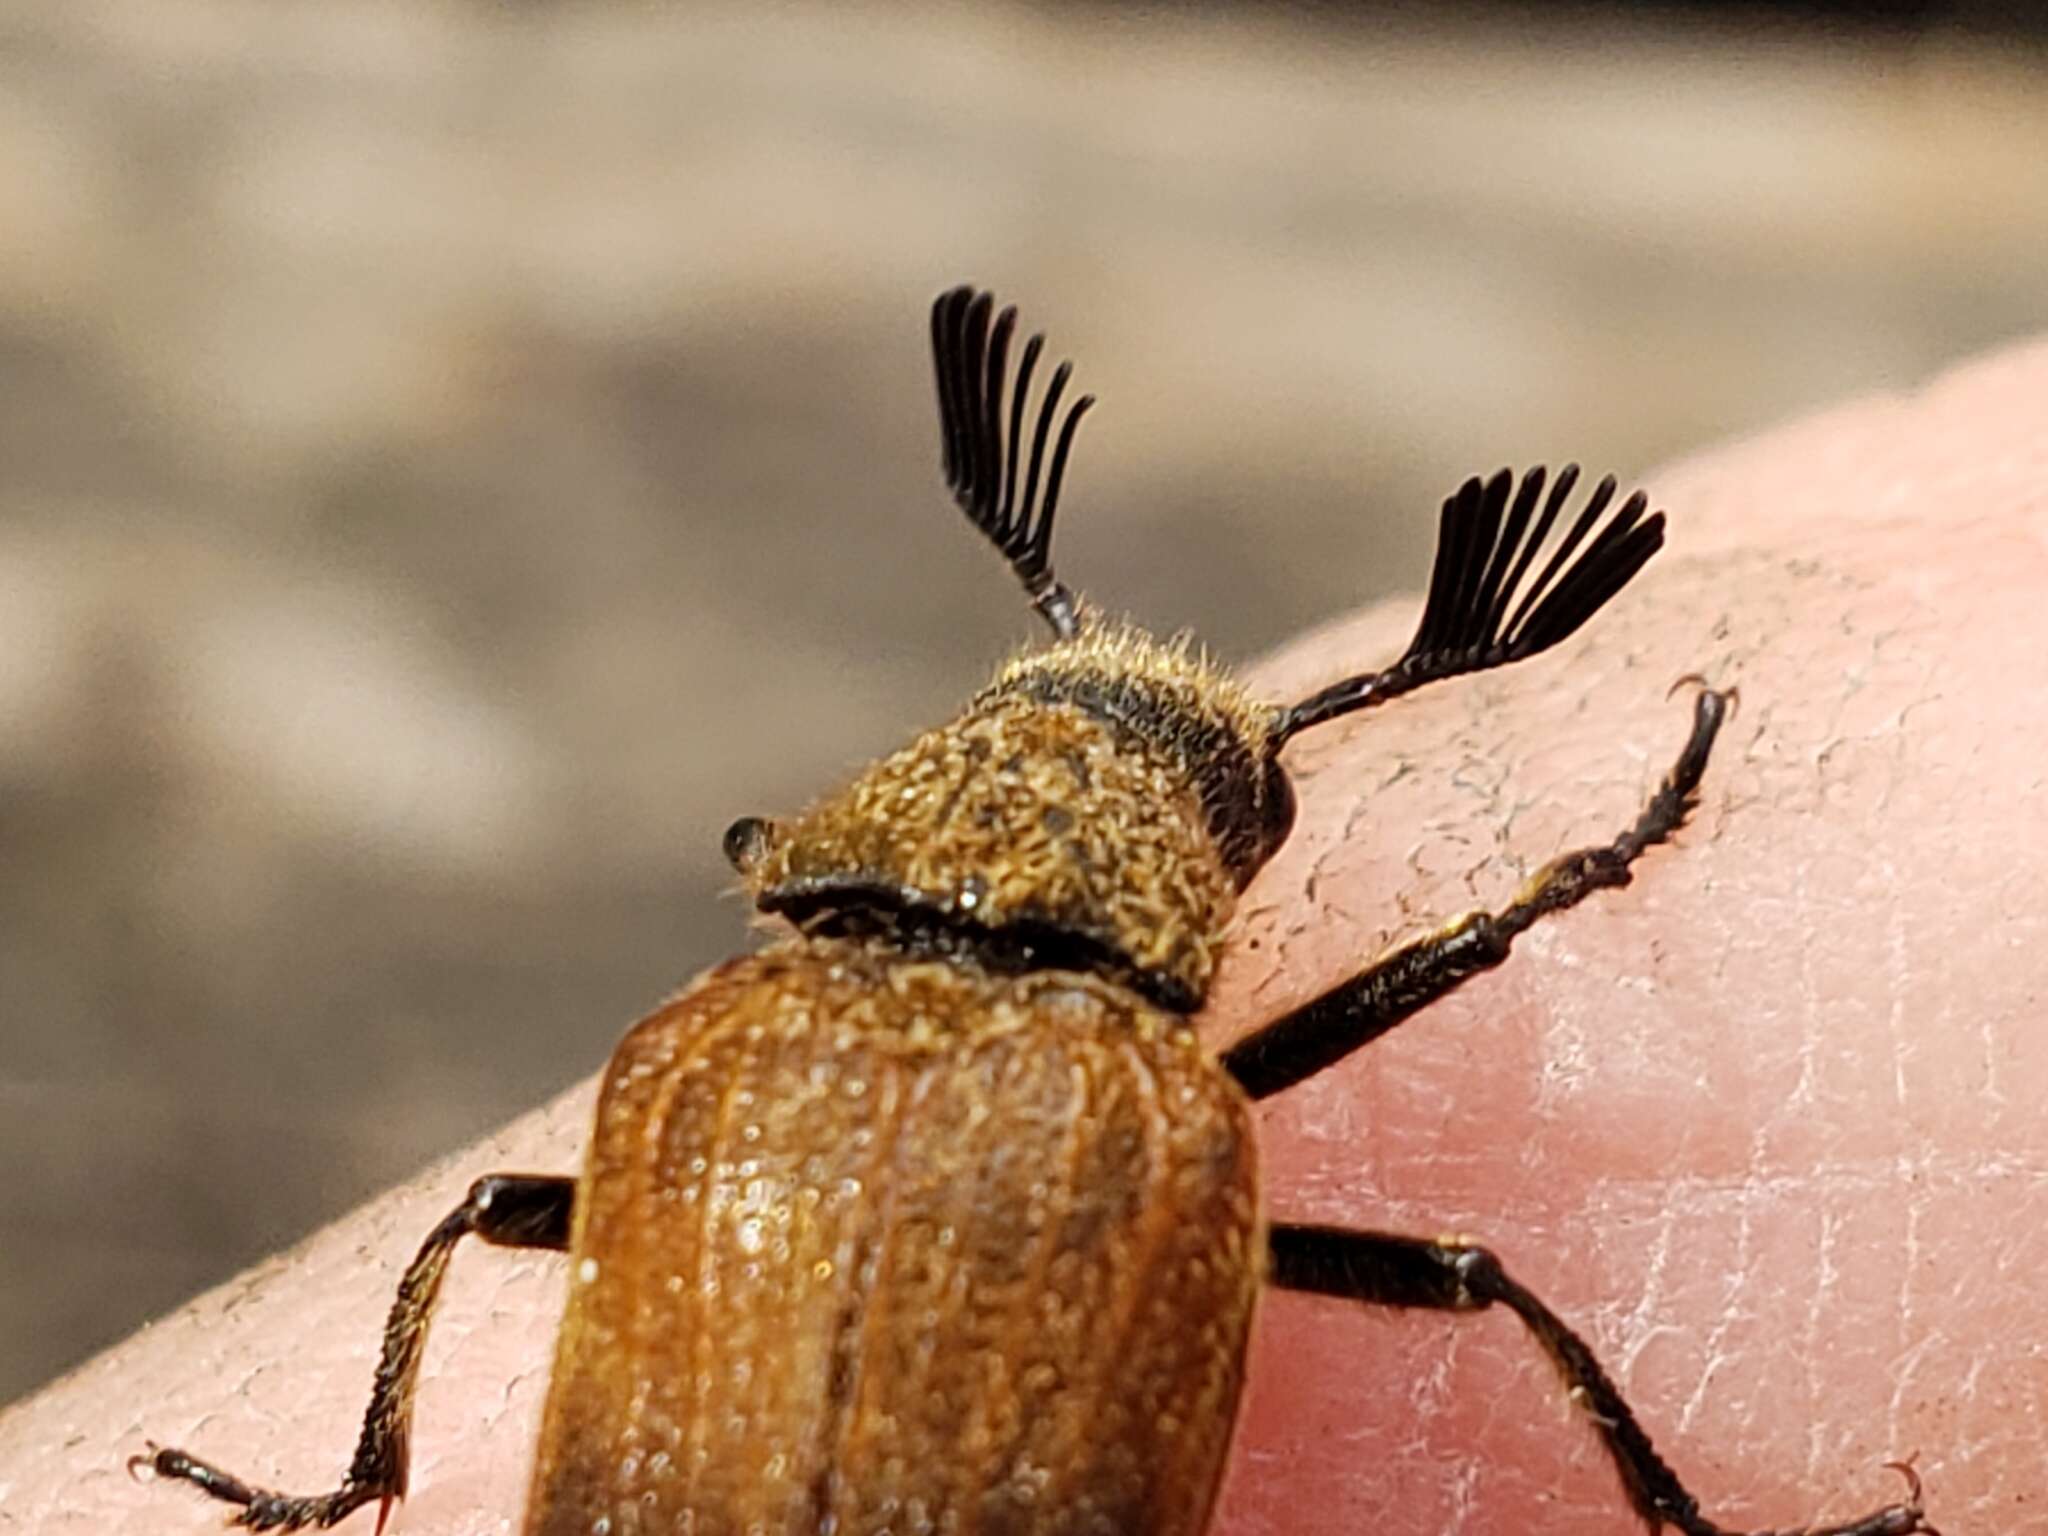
[1223,685,1728,1101]
[135,1173,575,1532]
[1266,1223,1936,1536]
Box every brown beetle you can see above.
[138,288,1936,1536]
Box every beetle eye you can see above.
[722,816,775,874]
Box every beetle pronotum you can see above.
[137,288,1936,1536]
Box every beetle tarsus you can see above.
[1270,1224,1937,1536]
[130,1442,376,1531]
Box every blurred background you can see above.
[3,0,2046,1405]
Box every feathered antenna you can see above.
[1272,465,1665,747]
[930,285,1095,639]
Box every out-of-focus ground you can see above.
[2,0,2045,1406]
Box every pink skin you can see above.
[3,340,2043,1535]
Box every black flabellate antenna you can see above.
[1272,464,1665,748]
[930,285,1095,640]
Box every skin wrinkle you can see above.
[1882,877,1910,1113]
[1886,1190,1930,1453]
[1612,1195,1677,1384]
[1804,1209,1842,1483]
[1672,1122,1766,1440]
[1789,919,1824,1116]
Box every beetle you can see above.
[137,287,1936,1536]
